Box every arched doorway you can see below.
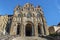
[17,23,20,35]
[25,23,33,36]
[38,23,41,35]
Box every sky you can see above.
[0,0,60,26]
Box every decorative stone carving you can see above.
[0,3,49,40]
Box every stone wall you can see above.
[0,15,8,35]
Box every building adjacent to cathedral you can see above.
[0,3,49,37]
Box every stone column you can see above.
[40,23,44,35]
[21,23,26,37]
[43,18,49,35]
[10,22,17,35]
[40,17,44,35]
[20,23,24,36]
[23,24,25,37]
[32,25,34,36]
[34,18,38,36]
[34,24,38,36]
[20,14,25,37]
[41,14,49,35]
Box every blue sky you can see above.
[0,0,60,26]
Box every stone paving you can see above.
[0,32,54,40]
[0,35,53,40]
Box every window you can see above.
[27,8,30,10]
[27,13,32,18]
[37,11,41,18]
[18,14,21,17]
[16,10,20,13]
[37,13,40,18]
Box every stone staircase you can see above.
[0,35,54,40]
[12,37,47,40]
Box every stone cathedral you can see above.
[0,3,49,40]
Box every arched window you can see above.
[37,11,40,18]
[27,13,32,18]
[27,8,30,10]
[37,14,40,17]
[16,10,20,13]
[17,14,21,22]
[18,14,21,17]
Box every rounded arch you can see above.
[17,23,21,35]
[25,21,34,36]
[38,23,42,35]
[23,3,34,11]
[37,13,40,18]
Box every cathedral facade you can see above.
[0,3,49,37]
